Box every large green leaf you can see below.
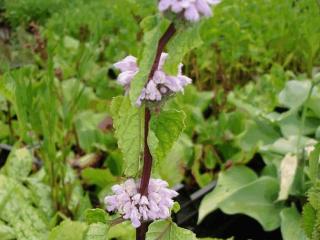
[129,18,168,105]
[84,209,109,224]
[278,80,311,109]
[82,168,117,188]
[238,119,280,151]
[0,175,49,240]
[149,109,186,165]
[163,23,203,75]
[84,223,108,240]
[146,220,196,240]
[198,166,257,223]
[157,136,191,186]
[199,166,282,231]
[278,112,320,137]
[0,222,15,240]
[48,220,88,240]
[1,148,33,179]
[111,96,143,176]
[280,207,307,240]
[75,111,116,152]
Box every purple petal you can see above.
[158,52,168,70]
[171,0,184,13]
[114,55,138,72]
[117,71,137,86]
[207,0,221,5]
[159,0,172,11]
[196,0,212,16]
[184,4,200,22]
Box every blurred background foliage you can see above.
[0,0,320,239]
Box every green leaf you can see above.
[75,112,115,152]
[84,223,108,240]
[156,135,191,186]
[48,220,88,240]
[172,202,181,213]
[111,96,143,176]
[163,23,203,75]
[278,153,298,201]
[140,15,159,31]
[278,112,320,137]
[108,222,135,240]
[129,19,167,104]
[2,148,33,179]
[85,209,108,224]
[82,168,117,188]
[26,178,54,219]
[302,203,316,238]
[0,73,15,102]
[198,166,257,223]
[149,109,186,164]
[192,145,213,187]
[0,223,16,240]
[199,166,282,231]
[308,184,320,210]
[280,207,307,240]
[146,220,197,240]
[309,144,320,184]
[238,119,280,151]
[278,80,312,109]
[0,175,49,240]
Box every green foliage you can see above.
[49,220,88,240]
[84,209,109,225]
[149,109,186,165]
[146,219,197,240]
[302,182,320,240]
[111,96,143,176]
[278,80,312,109]
[84,223,108,240]
[4,0,69,26]
[1,147,33,179]
[129,17,168,104]
[309,144,320,184]
[82,168,116,189]
[49,218,109,240]
[302,203,316,239]
[1,0,320,239]
[164,23,203,75]
[199,166,283,231]
[0,148,52,240]
[280,207,307,240]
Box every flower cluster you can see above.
[113,55,139,94]
[158,0,221,22]
[114,53,192,106]
[104,178,178,228]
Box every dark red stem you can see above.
[136,22,176,240]
[139,107,152,196]
[139,22,176,196]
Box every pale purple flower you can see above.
[158,0,221,22]
[136,52,192,106]
[114,56,139,93]
[114,53,192,106]
[104,178,178,228]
